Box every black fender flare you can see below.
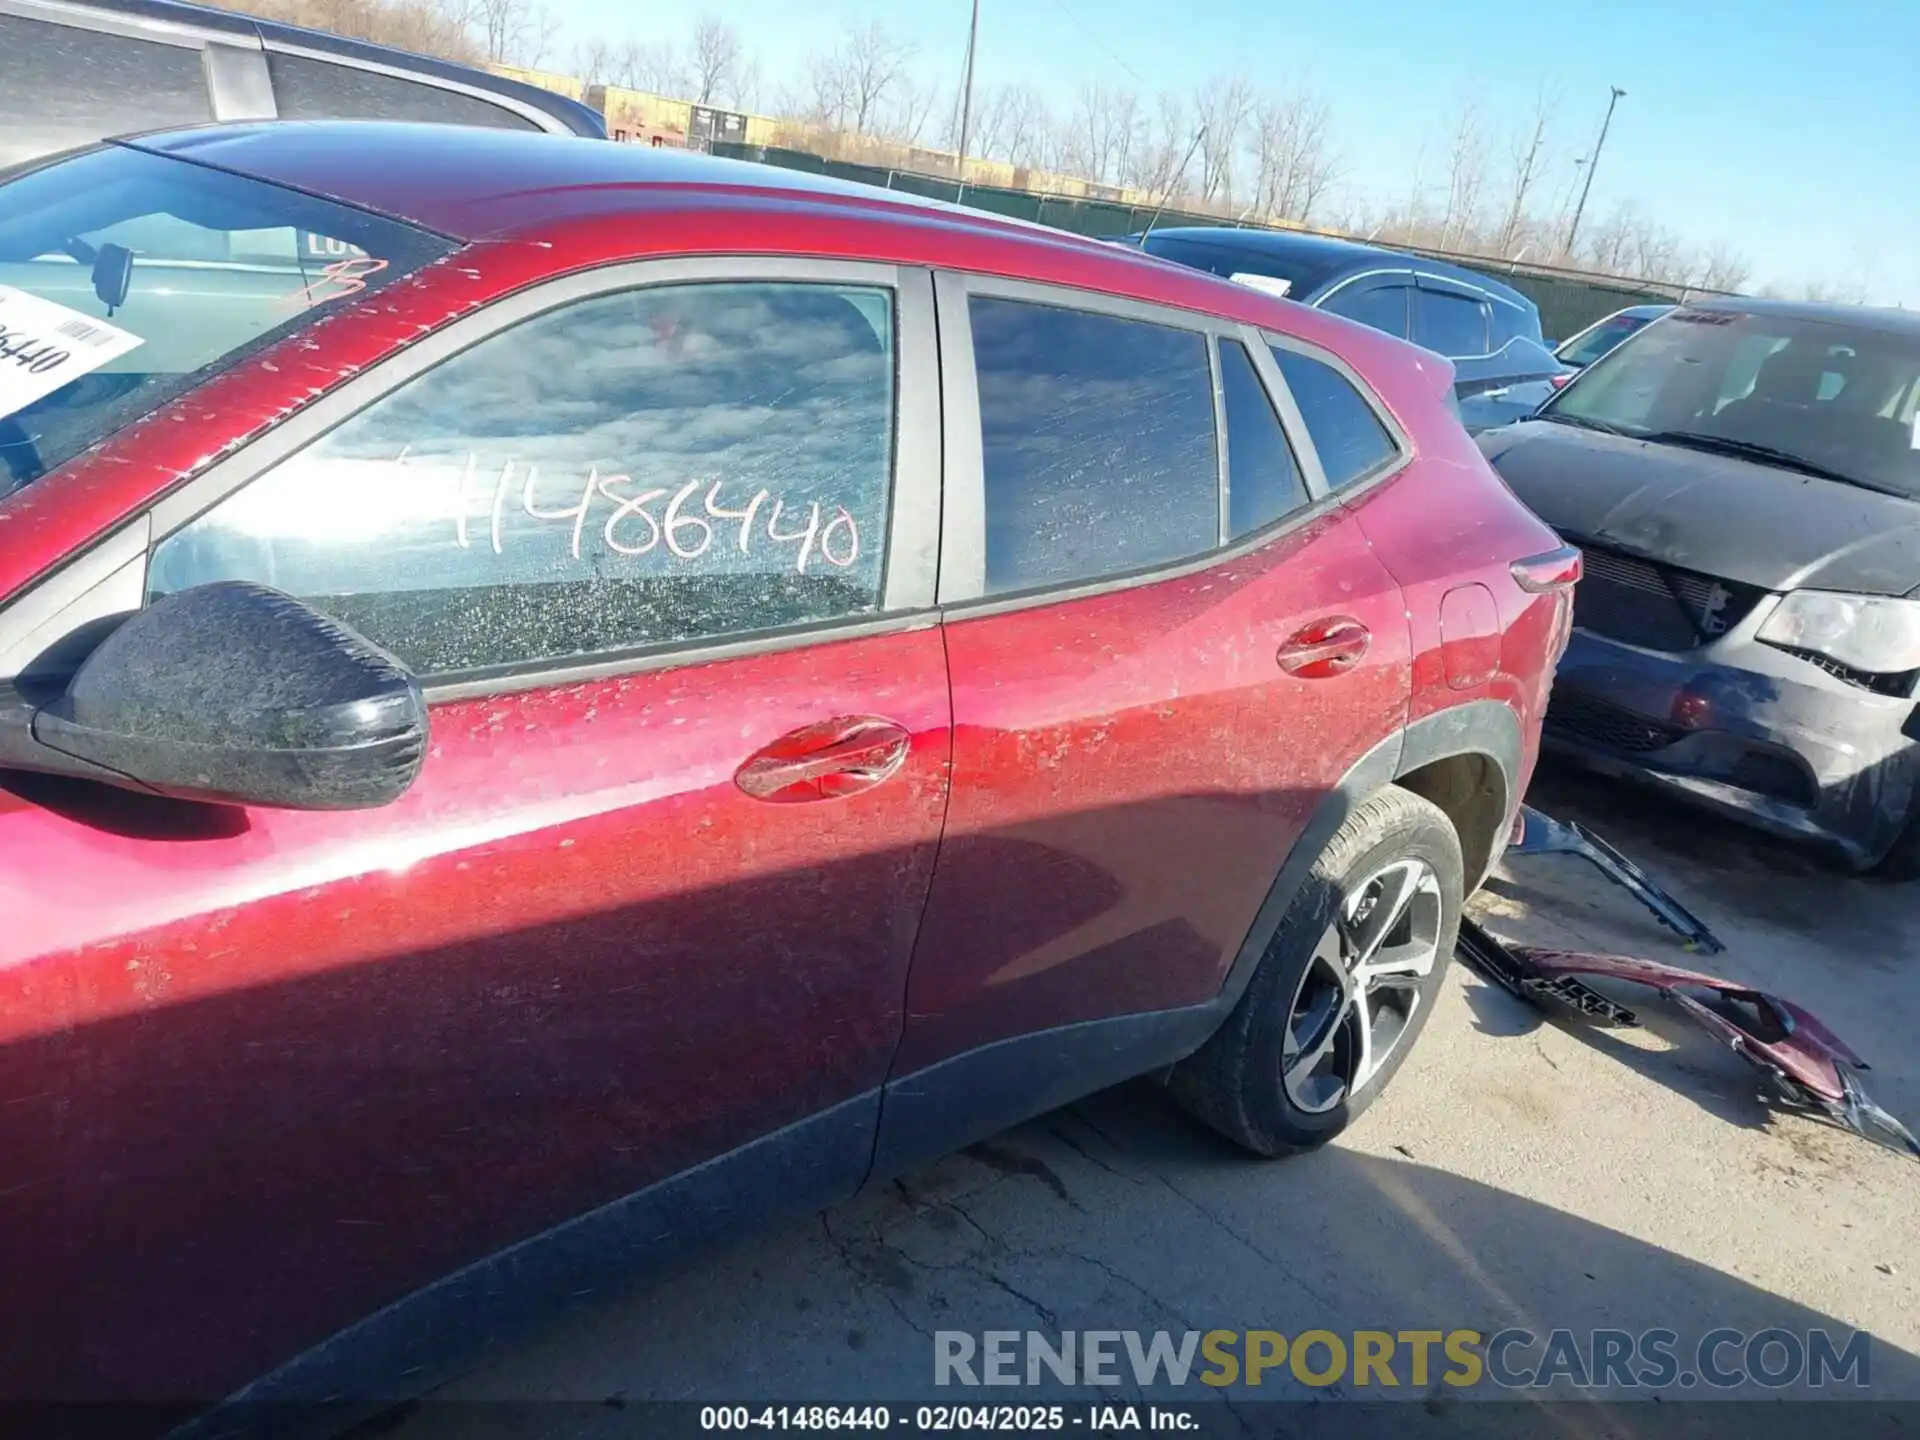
[1215,700,1523,1012]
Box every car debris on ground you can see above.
[1463,804,1919,1161]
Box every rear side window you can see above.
[1413,288,1490,358]
[1322,283,1409,339]
[969,296,1218,594]
[149,282,896,677]
[0,15,212,168]
[1218,340,1308,536]
[266,53,540,130]
[1269,347,1400,489]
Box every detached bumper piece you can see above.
[1456,917,1920,1162]
[1508,803,1726,954]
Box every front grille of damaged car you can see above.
[1770,645,1919,699]
[1570,543,1765,653]
[1545,690,1686,753]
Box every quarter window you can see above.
[1218,340,1308,536]
[265,53,540,130]
[1269,346,1400,489]
[969,296,1218,593]
[0,16,212,168]
[149,282,898,677]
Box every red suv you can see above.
[0,124,1573,1415]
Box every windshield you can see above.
[0,143,454,497]
[1556,312,1653,368]
[1541,308,1920,498]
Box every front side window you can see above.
[1543,309,1920,499]
[1412,288,1490,358]
[1558,313,1649,368]
[149,282,898,677]
[0,144,452,495]
[1219,339,1308,536]
[969,295,1218,594]
[1269,346,1400,489]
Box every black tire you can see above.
[1167,785,1465,1157]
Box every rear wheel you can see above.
[1168,786,1464,1156]
[1868,801,1920,881]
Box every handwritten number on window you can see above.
[445,454,860,575]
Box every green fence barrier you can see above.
[712,142,1717,339]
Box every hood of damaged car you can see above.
[1477,420,1920,596]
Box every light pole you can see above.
[1564,85,1626,257]
[954,0,981,188]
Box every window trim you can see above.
[933,270,1366,617]
[2,256,942,698]
[1216,332,1314,540]
[262,40,568,134]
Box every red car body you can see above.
[0,124,1569,1416]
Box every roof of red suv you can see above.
[126,121,1100,248]
[117,121,1456,408]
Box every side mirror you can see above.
[0,582,427,810]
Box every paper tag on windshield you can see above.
[1229,272,1293,299]
[0,286,145,422]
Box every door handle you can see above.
[1277,617,1371,679]
[735,715,913,803]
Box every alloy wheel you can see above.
[1280,857,1444,1115]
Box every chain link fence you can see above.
[712,143,1732,340]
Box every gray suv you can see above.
[1,0,605,170]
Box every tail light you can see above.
[1513,545,1582,664]
[1549,373,1574,390]
[1511,545,1583,594]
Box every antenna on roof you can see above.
[1139,125,1208,245]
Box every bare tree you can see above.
[996,85,1055,170]
[1191,75,1254,205]
[689,15,744,105]
[1496,93,1554,256]
[614,38,686,95]
[881,74,942,147]
[1693,241,1752,293]
[1247,91,1337,223]
[1122,92,1187,197]
[839,21,915,134]
[1068,81,1140,187]
[1439,97,1489,247]
[569,35,615,87]
[471,0,554,65]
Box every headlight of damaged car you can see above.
[1758,591,1920,675]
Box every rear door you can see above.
[882,276,1410,1158]
[0,260,949,1401]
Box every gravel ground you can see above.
[385,758,1919,1437]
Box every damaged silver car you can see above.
[1479,299,1920,874]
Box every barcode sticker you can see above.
[0,285,144,423]
[54,316,116,347]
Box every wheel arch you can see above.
[1217,700,1524,1012]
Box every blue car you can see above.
[1125,227,1568,433]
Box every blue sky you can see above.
[553,0,1918,304]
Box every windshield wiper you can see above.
[1635,431,1893,491]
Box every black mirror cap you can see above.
[34,582,428,811]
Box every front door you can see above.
[0,264,949,1402]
